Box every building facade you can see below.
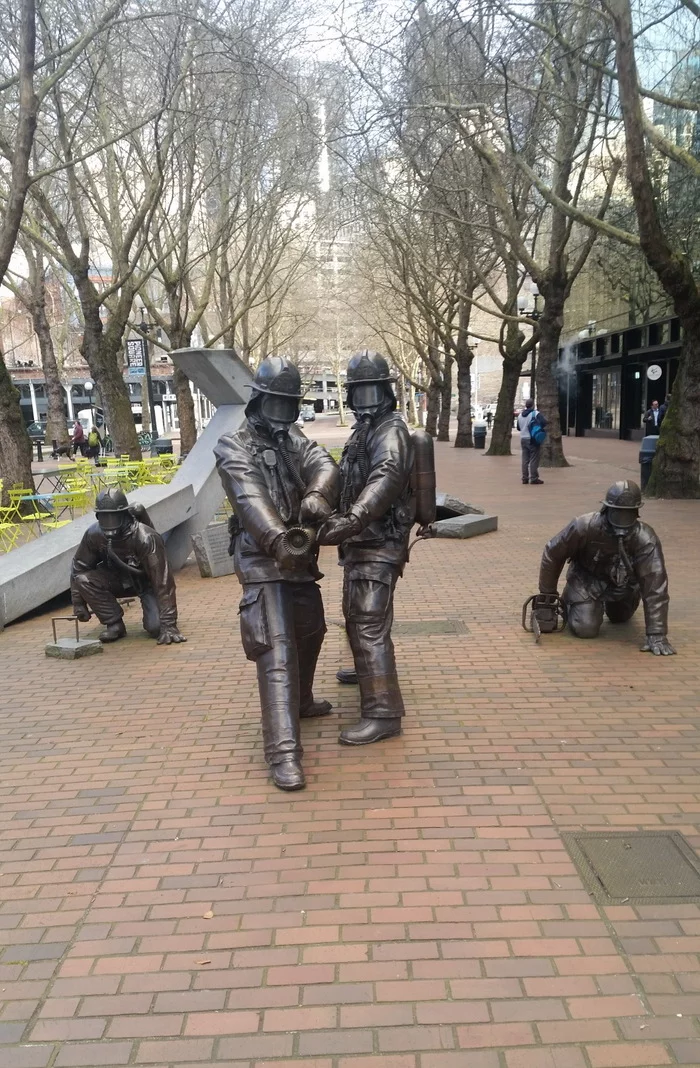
[561,316,680,441]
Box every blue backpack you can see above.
[529,411,547,447]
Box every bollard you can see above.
[639,434,658,491]
[36,440,43,462]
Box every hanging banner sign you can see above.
[126,339,146,376]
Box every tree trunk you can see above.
[396,375,408,421]
[437,355,452,441]
[646,325,700,497]
[79,298,141,460]
[32,298,69,448]
[610,0,700,496]
[488,342,527,456]
[454,353,473,448]
[424,380,440,437]
[0,353,34,503]
[488,359,523,456]
[173,366,197,454]
[535,302,568,467]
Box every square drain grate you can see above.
[563,831,700,905]
[393,619,469,636]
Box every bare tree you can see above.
[0,0,39,498]
[5,239,71,449]
[605,0,700,496]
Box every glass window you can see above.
[592,370,620,430]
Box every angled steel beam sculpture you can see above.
[0,348,251,628]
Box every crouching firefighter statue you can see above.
[318,349,435,745]
[214,356,340,792]
[525,480,675,655]
[70,488,186,645]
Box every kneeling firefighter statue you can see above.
[317,349,436,745]
[71,488,186,645]
[524,480,675,655]
[214,356,340,792]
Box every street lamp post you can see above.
[84,380,94,426]
[139,310,159,456]
[518,286,542,403]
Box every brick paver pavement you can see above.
[1,429,700,1068]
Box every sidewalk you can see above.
[1,434,700,1067]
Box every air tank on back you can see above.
[411,429,436,528]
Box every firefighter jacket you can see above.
[539,510,669,635]
[339,411,416,568]
[214,421,340,585]
[70,519,178,626]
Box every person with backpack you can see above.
[517,397,547,485]
[86,425,103,461]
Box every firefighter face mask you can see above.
[350,382,385,418]
[260,394,299,437]
[606,507,638,537]
[97,511,128,540]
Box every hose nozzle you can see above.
[280,525,316,558]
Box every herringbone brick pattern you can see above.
[1,428,699,1067]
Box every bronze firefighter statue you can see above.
[318,349,420,745]
[71,488,186,645]
[529,480,675,655]
[214,356,340,792]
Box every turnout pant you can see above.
[238,581,326,766]
[521,440,541,482]
[342,563,405,720]
[563,578,641,639]
[71,568,160,637]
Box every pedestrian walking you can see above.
[517,398,546,485]
[86,426,103,462]
[71,419,86,457]
[643,399,663,436]
[486,410,493,429]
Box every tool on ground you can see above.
[521,593,567,643]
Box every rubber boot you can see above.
[339,717,402,746]
[99,620,127,643]
[300,699,333,719]
[336,667,358,685]
[270,757,306,791]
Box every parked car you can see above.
[26,420,46,443]
[301,406,316,422]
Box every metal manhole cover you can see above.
[563,831,700,904]
[393,619,469,636]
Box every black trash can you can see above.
[639,434,658,490]
[473,421,487,450]
[154,437,173,455]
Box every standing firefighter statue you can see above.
[318,349,435,745]
[524,480,675,655]
[71,488,186,645]
[214,356,340,792]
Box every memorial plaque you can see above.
[191,521,235,578]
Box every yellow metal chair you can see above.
[0,520,21,552]
[8,487,48,533]
[38,492,76,531]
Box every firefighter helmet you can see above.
[345,350,395,385]
[248,356,303,399]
